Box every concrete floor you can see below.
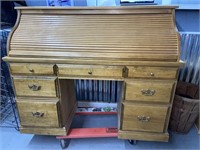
[0,115,199,150]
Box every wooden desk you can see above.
[3,6,182,142]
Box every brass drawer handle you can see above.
[28,84,41,91]
[32,112,44,118]
[88,71,92,75]
[29,69,34,73]
[141,89,155,96]
[137,116,151,122]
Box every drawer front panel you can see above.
[10,63,55,75]
[125,80,174,103]
[57,64,124,78]
[127,66,178,79]
[122,104,168,132]
[17,100,60,127]
[13,77,57,97]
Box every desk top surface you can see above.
[15,6,178,9]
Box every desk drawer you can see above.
[125,80,174,103]
[13,77,57,97]
[127,66,178,79]
[121,103,168,132]
[57,64,125,78]
[10,63,55,75]
[17,100,60,127]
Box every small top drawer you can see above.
[9,63,55,75]
[125,80,175,103]
[13,77,58,97]
[127,66,178,79]
[57,64,125,78]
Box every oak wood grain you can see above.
[3,6,181,141]
[57,64,125,78]
[121,103,169,132]
[13,76,57,97]
[16,6,177,15]
[58,79,77,127]
[3,56,184,67]
[16,100,60,127]
[127,66,178,79]
[20,126,66,135]
[9,63,55,75]
[125,80,175,103]
[7,6,179,62]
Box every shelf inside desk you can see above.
[56,127,118,139]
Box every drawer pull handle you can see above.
[150,73,154,76]
[29,69,34,73]
[141,89,155,96]
[88,71,92,75]
[137,116,151,122]
[28,85,41,91]
[32,112,44,118]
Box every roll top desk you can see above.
[3,6,182,142]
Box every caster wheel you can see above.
[128,140,137,145]
[60,139,70,149]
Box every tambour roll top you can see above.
[7,6,179,62]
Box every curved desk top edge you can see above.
[15,6,178,10]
